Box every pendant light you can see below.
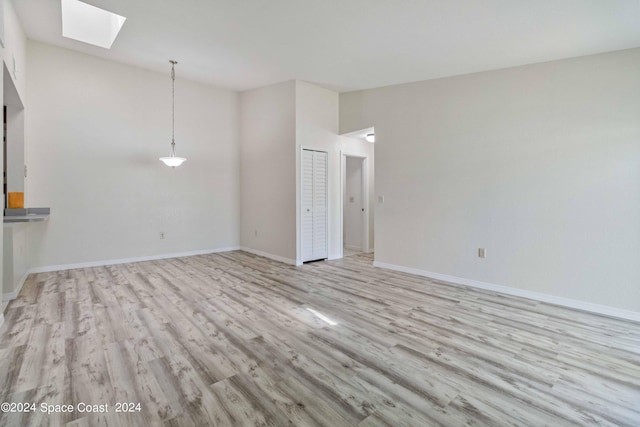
[160,60,187,167]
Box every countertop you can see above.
[3,207,50,223]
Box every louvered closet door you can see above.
[302,149,328,262]
[312,151,328,260]
[302,150,314,261]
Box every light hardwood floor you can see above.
[0,251,639,426]
[343,247,363,257]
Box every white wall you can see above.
[295,81,342,261]
[2,222,40,297]
[240,81,296,262]
[25,41,240,267]
[2,226,14,296]
[340,48,640,313]
[344,156,363,249]
[295,80,376,260]
[242,80,375,264]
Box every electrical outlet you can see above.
[160,232,165,240]
[378,195,385,204]
[349,196,354,203]
[254,229,258,237]
[478,248,486,258]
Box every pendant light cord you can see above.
[170,60,177,156]
[159,59,186,167]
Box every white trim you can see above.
[344,244,362,251]
[0,313,4,328]
[296,144,302,264]
[361,157,369,253]
[239,246,297,266]
[2,270,30,301]
[28,246,241,274]
[373,261,640,323]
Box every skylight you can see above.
[61,0,126,49]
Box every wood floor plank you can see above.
[0,250,638,426]
[104,340,173,424]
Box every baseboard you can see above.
[2,270,30,302]
[373,261,640,323]
[28,246,241,274]
[239,247,297,266]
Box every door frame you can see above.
[299,147,329,263]
[340,151,369,257]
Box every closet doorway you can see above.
[301,149,328,262]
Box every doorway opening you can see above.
[339,126,375,260]
[341,153,371,258]
[343,156,366,255]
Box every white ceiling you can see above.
[14,0,640,92]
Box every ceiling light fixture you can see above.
[61,0,126,49]
[160,60,187,167]
[365,133,375,143]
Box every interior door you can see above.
[301,149,328,262]
[312,151,328,260]
[302,149,314,261]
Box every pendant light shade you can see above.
[159,156,186,167]
[160,60,187,167]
